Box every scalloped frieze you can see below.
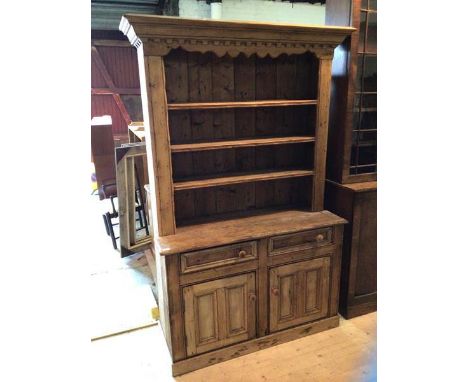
[143,37,335,59]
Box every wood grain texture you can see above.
[325,0,377,184]
[157,210,346,255]
[172,315,340,376]
[182,273,256,356]
[268,227,333,255]
[173,169,314,191]
[313,57,333,211]
[120,15,355,59]
[269,257,330,332]
[91,312,376,382]
[325,180,376,319]
[165,255,187,361]
[168,99,317,110]
[123,16,352,376]
[257,239,269,337]
[179,261,258,287]
[171,136,315,153]
[142,54,176,236]
[329,225,344,316]
[180,241,257,274]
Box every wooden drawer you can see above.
[180,241,257,274]
[268,227,333,256]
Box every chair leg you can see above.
[134,165,150,235]
[141,208,149,236]
[106,212,118,250]
[136,208,143,229]
[110,196,118,217]
[103,214,110,236]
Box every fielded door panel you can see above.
[182,272,256,356]
[269,257,330,332]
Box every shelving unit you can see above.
[120,14,354,376]
[352,0,377,176]
[325,0,377,319]
[163,47,324,227]
[326,0,377,183]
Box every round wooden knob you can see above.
[271,287,279,296]
[316,234,324,241]
[238,250,247,258]
[249,294,257,302]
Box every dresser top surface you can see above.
[121,14,355,33]
[157,210,347,256]
[119,14,355,53]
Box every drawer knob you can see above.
[238,250,247,258]
[249,293,257,302]
[271,287,279,296]
[316,234,324,241]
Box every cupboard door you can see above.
[183,273,256,356]
[269,257,330,332]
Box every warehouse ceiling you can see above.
[91,0,326,31]
[91,0,162,31]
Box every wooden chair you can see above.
[91,116,149,250]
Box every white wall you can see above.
[179,0,210,19]
[179,0,326,26]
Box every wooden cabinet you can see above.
[325,181,376,318]
[153,211,346,375]
[325,0,377,318]
[119,15,353,376]
[182,273,256,356]
[269,257,330,332]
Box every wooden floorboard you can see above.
[90,312,376,381]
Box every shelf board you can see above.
[168,99,317,110]
[353,140,376,147]
[353,128,376,133]
[171,136,315,153]
[350,163,377,169]
[173,169,314,191]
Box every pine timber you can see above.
[120,15,354,376]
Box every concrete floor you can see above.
[89,195,157,340]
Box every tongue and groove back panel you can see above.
[166,49,318,225]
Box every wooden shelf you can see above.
[168,99,317,110]
[173,169,314,191]
[353,128,376,133]
[358,107,377,112]
[171,136,315,153]
[353,140,376,147]
[350,163,377,169]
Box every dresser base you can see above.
[172,315,340,376]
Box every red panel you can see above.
[91,45,141,139]
[97,46,140,88]
[91,58,108,88]
[91,95,127,135]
